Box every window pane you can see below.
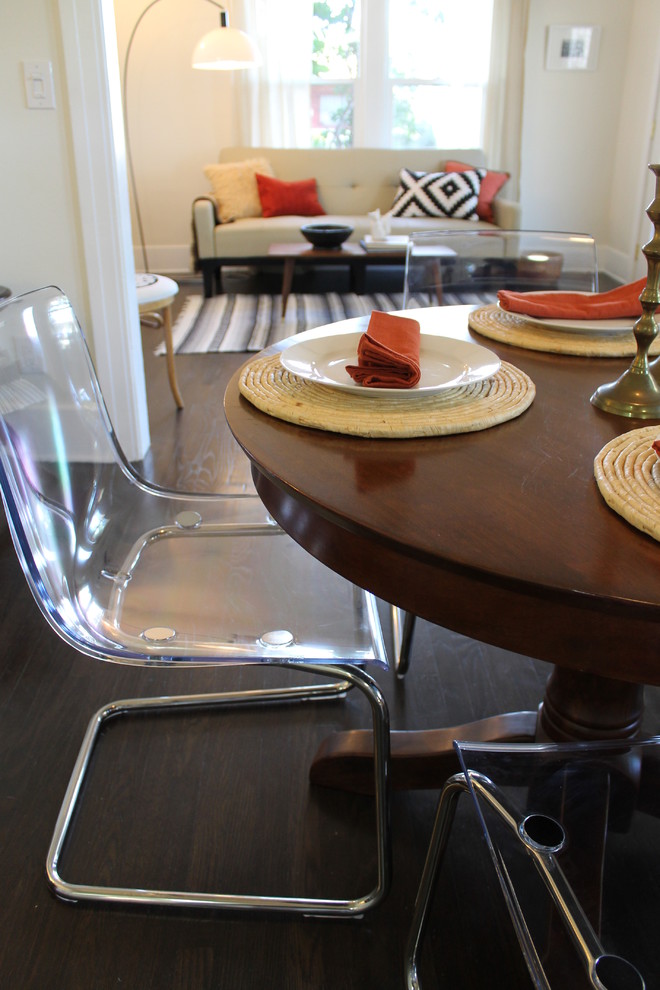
[388,0,493,149]
[388,0,493,84]
[311,0,360,146]
[310,82,354,147]
[392,84,484,149]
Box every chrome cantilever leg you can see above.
[47,663,391,917]
[391,605,416,678]
[404,774,467,990]
[404,770,646,990]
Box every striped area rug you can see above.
[154,291,490,355]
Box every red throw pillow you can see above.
[445,160,509,224]
[255,173,325,218]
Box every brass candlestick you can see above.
[591,163,660,418]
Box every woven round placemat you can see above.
[469,303,660,358]
[238,352,535,438]
[594,425,660,542]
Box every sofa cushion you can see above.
[255,173,325,218]
[209,214,497,259]
[203,157,274,223]
[389,168,485,220]
[445,160,510,224]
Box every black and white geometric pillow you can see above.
[390,168,485,220]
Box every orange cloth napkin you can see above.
[345,311,421,388]
[497,277,647,320]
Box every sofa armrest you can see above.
[192,196,219,260]
[492,197,521,230]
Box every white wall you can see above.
[3,0,659,320]
[519,0,660,281]
[112,0,660,282]
[113,0,238,273]
[1,0,89,319]
[606,0,660,281]
[1,0,151,461]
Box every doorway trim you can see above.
[57,0,150,461]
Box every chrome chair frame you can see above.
[47,663,389,916]
[405,740,653,989]
[0,286,392,918]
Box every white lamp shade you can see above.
[192,27,262,70]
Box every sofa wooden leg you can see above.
[201,262,216,298]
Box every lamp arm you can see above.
[121,0,229,272]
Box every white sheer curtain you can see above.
[482,0,530,199]
[232,0,312,147]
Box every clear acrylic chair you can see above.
[393,229,599,676]
[0,286,390,916]
[403,228,599,308]
[405,738,660,989]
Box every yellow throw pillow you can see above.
[203,157,274,223]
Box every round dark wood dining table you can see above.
[224,305,660,791]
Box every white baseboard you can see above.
[133,245,196,275]
[597,244,636,285]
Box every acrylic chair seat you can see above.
[392,229,599,676]
[0,286,391,916]
[405,738,660,989]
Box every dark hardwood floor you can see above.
[0,273,657,989]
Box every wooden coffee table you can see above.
[268,241,408,316]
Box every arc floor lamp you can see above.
[122,0,261,272]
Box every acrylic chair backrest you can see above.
[0,288,123,641]
[0,287,386,668]
[403,229,598,307]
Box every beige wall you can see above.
[112,0,660,282]
[2,0,660,304]
[113,0,238,273]
[606,0,660,280]
[520,0,660,281]
[1,0,89,324]
[1,0,151,460]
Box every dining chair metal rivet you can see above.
[175,510,203,528]
[142,626,177,642]
[260,629,295,647]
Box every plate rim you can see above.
[279,330,501,395]
[496,301,633,334]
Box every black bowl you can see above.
[300,223,354,249]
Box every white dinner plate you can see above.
[279,331,501,396]
[497,300,633,334]
[524,314,634,333]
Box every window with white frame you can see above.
[311,0,494,149]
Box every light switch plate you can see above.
[23,60,56,109]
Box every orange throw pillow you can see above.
[446,160,509,224]
[255,173,325,218]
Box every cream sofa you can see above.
[192,146,521,297]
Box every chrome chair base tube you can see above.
[47,663,391,917]
[391,605,416,678]
[404,768,646,990]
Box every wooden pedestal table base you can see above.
[224,306,660,804]
[310,668,646,794]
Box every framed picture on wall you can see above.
[545,25,600,71]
